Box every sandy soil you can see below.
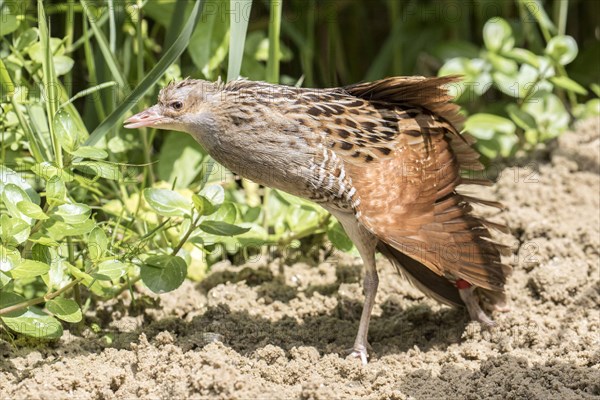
[1,118,599,399]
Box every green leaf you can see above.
[46,298,82,323]
[0,165,40,204]
[327,221,354,252]
[17,201,48,220]
[211,202,237,224]
[506,104,537,131]
[200,185,225,208]
[523,93,570,141]
[80,0,127,90]
[84,1,204,147]
[549,76,588,95]
[545,35,578,65]
[73,161,123,180]
[8,259,50,279]
[0,4,19,36]
[2,183,34,223]
[88,227,108,262]
[69,146,108,160]
[53,203,91,224]
[487,53,518,75]
[483,18,514,53]
[465,114,516,140]
[140,255,187,294]
[94,259,128,281]
[0,215,30,246]
[144,188,192,217]
[228,0,254,81]
[37,0,59,144]
[199,221,251,236]
[45,219,95,239]
[54,109,84,153]
[31,162,75,182]
[157,133,205,188]
[1,307,63,339]
[46,176,67,204]
[15,28,39,51]
[0,291,26,317]
[502,47,540,68]
[192,194,212,216]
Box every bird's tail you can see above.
[377,241,464,307]
[378,241,510,313]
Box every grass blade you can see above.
[83,1,204,147]
[164,0,189,49]
[38,0,62,167]
[227,0,253,81]
[80,0,128,90]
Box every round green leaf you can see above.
[140,255,187,294]
[53,55,75,76]
[465,113,516,140]
[545,35,578,65]
[506,104,537,131]
[199,185,225,208]
[523,93,570,140]
[327,221,354,252]
[0,214,30,246]
[46,298,82,323]
[94,259,128,281]
[0,291,26,317]
[211,202,237,224]
[0,165,40,204]
[15,28,38,51]
[2,183,33,223]
[483,18,514,53]
[0,5,19,36]
[46,176,67,203]
[143,188,192,217]
[1,307,63,339]
[8,259,50,279]
[54,109,83,153]
[53,203,91,224]
[88,227,108,262]
[17,201,48,220]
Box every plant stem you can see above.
[170,214,202,256]
[0,278,83,317]
[266,0,283,83]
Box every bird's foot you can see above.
[346,344,369,365]
[457,281,496,327]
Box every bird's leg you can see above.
[349,255,378,365]
[456,279,495,327]
[325,209,379,364]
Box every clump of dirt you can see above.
[1,119,599,399]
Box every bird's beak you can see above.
[124,105,166,129]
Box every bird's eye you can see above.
[170,101,183,111]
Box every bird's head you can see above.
[124,79,223,137]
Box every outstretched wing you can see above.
[336,76,511,291]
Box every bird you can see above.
[124,75,511,364]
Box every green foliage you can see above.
[439,14,598,158]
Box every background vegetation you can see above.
[0,0,598,340]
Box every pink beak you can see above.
[124,106,165,129]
